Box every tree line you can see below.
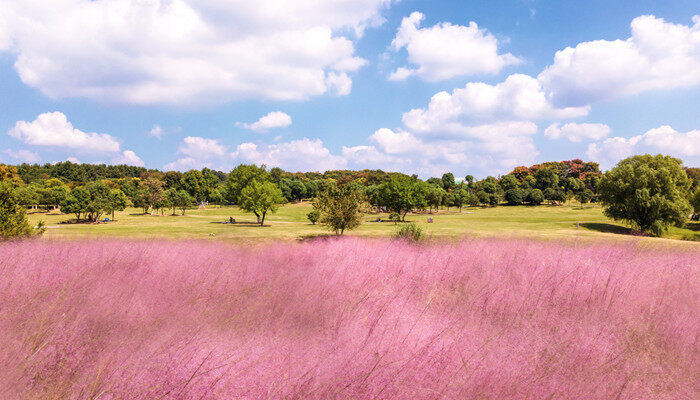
[1,156,699,239]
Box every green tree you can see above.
[598,155,692,236]
[1,181,40,239]
[239,181,284,226]
[41,179,70,210]
[106,189,128,220]
[535,168,559,191]
[526,189,544,205]
[15,185,40,209]
[313,184,364,235]
[576,189,594,207]
[441,173,455,191]
[225,164,269,205]
[381,176,428,221]
[691,188,700,216]
[307,209,320,225]
[453,188,467,211]
[288,180,307,202]
[500,175,519,192]
[142,177,165,213]
[84,181,111,221]
[426,186,445,212]
[61,187,91,221]
[505,188,523,205]
[167,189,195,215]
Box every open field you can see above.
[1,238,697,399]
[27,202,700,244]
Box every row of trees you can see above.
[2,156,699,238]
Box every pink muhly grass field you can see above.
[0,238,697,399]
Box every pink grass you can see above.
[0,238,697,399]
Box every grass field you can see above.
[2,239,697,398]
[27,202,699,244]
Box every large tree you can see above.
[225,164,269,205]
[598,155,692,236]
[107,189,128,220]
[239,181,284,226]
[381,176,428,221]
[313,184,364,235]
[0,181,39,239]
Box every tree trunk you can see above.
[112,209,115,220]
[260,212,266,226]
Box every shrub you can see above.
[393,222,424,242]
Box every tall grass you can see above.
[0,238,697,399]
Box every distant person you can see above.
[229,217,234,224]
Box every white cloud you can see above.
[112,150,145,167]
[8,112,121,152]
[164,136,229,171]
[232,138,346,172]
[2,149,40,163]
[0,0,392,106]
[66,157,81,164]
[178,136,227,159]
[544,122,611,142]
[236,111,292,132]
[587,125,700,169]
[539,15,700,106]
[389,12,520,81]
[370,128,422,154]
[149,125,165,139]
[402,74,589,135]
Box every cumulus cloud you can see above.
[164,136,228,171]
[539,15,700,106]
[0,0,392,106]
[402,74,589,134]
[587,125,699,169]
[544,122,611,142]
[8,112,121,152]
[112,150,145,167]
[236,112,292,132]
[389,12,520,81]
[232,138,346,172]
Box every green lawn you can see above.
[27,202,699,245]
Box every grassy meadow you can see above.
[2,238,697,399]
[27,202,700,244]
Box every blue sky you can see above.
[0,0,698,178]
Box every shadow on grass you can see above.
[684,222,699,232]
[297,233,337,242]
[580,222,633,235]
[208,221,271,227]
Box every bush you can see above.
[505,189,523,205]
[307,210,320,225]
[394,222,424,242]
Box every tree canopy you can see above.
[598,155,692,236]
